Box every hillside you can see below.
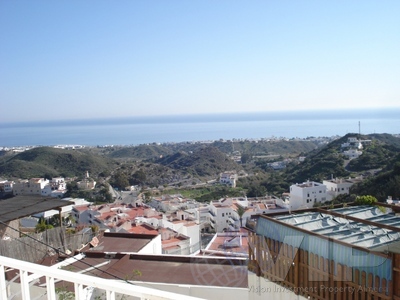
[156,146,242,177]
[0,147,116,179]
[107,144,173,161]
[346,142,399,172]
[284,133,400,184]
[351,156,400,201]
[108,146,242,189]
[238,133,400,197]
[99,139,321,161]
[282,135,352,183]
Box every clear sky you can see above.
[1,1,399,123]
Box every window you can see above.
[222,213,224,217]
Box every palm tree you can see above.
[235,205,246,228]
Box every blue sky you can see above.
[1,1,399,122]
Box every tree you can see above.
[235,205,246,228]
[130,169,147,185]
[35,218,53,233]
[241,153,252,164]
[110,171,129,190]
[355,195,378,205]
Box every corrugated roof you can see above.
[0,195,74,223]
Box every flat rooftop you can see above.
[62,253,248,288]
[83,232,158,253]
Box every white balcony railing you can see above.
[0,255,205,300]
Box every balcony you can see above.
[0,255,205,300]
[228,216,239,224]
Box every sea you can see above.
[1,108,399,147]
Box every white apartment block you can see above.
[209,196,288,232]
[209,197,235,232]
[323,176,363,198]
[12,177,67,197]
[13,178,50,196]
[289,181,332,210]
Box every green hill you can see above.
[238,133,400,197]
[156,146,242,177]
[284,133,400,184]
[283,135,352,183]
[351,155,400,201]
[107,144,173,160]
[0,147,116,179]
[347,141,399,172]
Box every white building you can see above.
[12,177,67,197]
[33,197,90,221]
[0,180,13,193]
[41,177,67,197]
[77,171,96,190]
[209,196,288,232]
[343,148,363,159]
[289,181,332,210]
[209,197,235,232]
[13,178,50,196]
[219,171,238,187]
[323,176,363,198]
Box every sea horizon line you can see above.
[1,107,399,129]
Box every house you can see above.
[32,197,90,221]
[13,178,49,196]
[40,177,67,198]
[209,196,288,232]
[76,171,96,190]
[343,148,363,159]
[0,180,13,193]
[288,180,332,209]
[219,171,238,187]
[12,177,67,197]
[323,176,363,198]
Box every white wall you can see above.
[289,182,331,209]
[138,235,162,255]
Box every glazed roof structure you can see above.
[273,205,400,251]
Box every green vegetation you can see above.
[347,142,399,172]
[35,218,54,233]
[0,147,116,179]
[235,205,246,227]
[1,134,399,203]
[355,195,378,205]
[350,157,400,201]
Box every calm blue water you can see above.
[1,109,399,147]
